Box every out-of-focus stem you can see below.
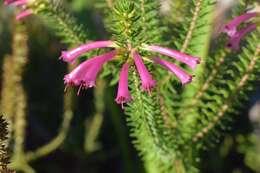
[0,56,17,120]
[0,21,28,120]
[174,159,186,173]
[181,0,202,52]
[25,92,73,161]
[12,86,27,159]
[25,65,75,162]
[106,0,113,9]
[84,79,105,153]
[6,21,32,173]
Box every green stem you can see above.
[25,88,74,162]
[181,0,202,52]
[174,159,186,173]
[84,79,105,153]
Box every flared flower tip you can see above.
[16,9,33,20]
[182,75,193,85]
[141,78,156,93]
[223,26,237,37]
[115,95,132,107]
[60,51,77,64]
[115,63,132,108]
[63,50,116,95]
[132,50,156,94]
[226,24,257,51]
[223,12,258,37]
[153,57,193,85]
[187,56,201,70]
[64,69,96,88]
[64,74,81,87]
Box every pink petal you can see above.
[223,13,257,37]
[16,9,32,20]
[64,50,117,93]
[132,50,156,93]
[60,41,116,63]
[144,45,200,70]
[226,24,257,51]
[153,57,192,85]
[115,63,132,108]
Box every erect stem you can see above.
[25,65,74,162]
[106,0,113,9]
[6,21,32,173]
[84,79,105,153]
[179,50,228,118]
[181,0,202,52]
[174,159,186,173]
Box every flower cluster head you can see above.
[3,0,33,20]
[222,12,259,51]
[61,41,200,108]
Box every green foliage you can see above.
[110,0,141,48]
[109,0,164,47]
[185,30,259,147]
[238,134,260,172]
[30,0,89,45]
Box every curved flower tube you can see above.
[115,63,132,108]
[226,24,257,51]
[132,50,156,93]
[223,12,257,37]
[142,45,200,69]
[64,50,117,95]
[60,41,116,63]
[61,39,199,106]
[153,57,192,85]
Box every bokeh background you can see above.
[0,0,260,172]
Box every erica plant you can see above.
[1,0,260,173]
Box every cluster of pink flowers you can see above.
[60,41,200,108]
[3,0,258,108]
[222,12,258,51]
[4,0,33,20]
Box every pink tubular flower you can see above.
[132,50,156,93]
[60,41,116,63]
[16,9,33,20]
[223,13,257,37]
[143,45,200,69]
[3,0,33,20]
[226,24,257,51]
[152,57,192,85]
[64,50,116,95]
[61,40,198,105]
[11,0,28,6]
[4,0,16,5]
[115,63,132,108]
